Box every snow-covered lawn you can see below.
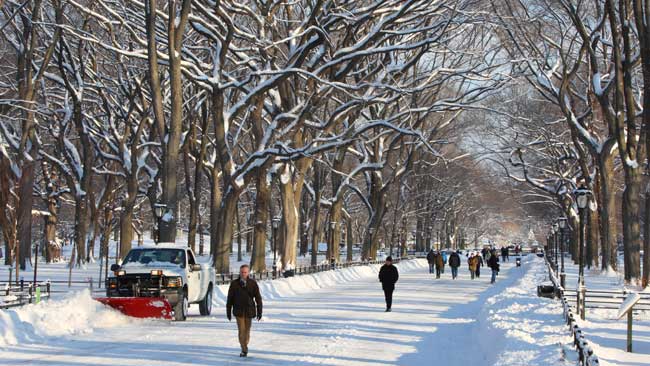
[558,256,650,366]
[0,256,572,366]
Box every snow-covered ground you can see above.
[0,255,576,366]
[558,255,650,366]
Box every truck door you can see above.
[186,250,201,302]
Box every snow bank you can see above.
[479,257,574,366]
[213,259,426,306]
[0,290,133,348]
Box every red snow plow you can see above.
[95,297,173,320]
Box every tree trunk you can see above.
[598,152,618,270]
[17,160,34,270]
[328,200,343,263]
[120,210,134,260]
[74,196,88,266]
[309,165,323,266]
[44,198,58,263]
[347,219,353,262]
[280,165,302,270]
[209,166,222,261]
[214,190,237,274]
[250,169,269,272]
[622,168,642,282]
[644,183,650,287]
[587,206,600,269]
[299,189,310,256]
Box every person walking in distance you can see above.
[468,252,479,280]
[227,264,263,357]
[434,251,444,279]
[441,251,448,274]
[488,250,500,284]
[379,256,399,312]
[475,252,484,279]
[449,250,461,279]
[426,249,435,274]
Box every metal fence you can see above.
[215,258,404,285]
[545,258,600,366]
[0,280,52,309]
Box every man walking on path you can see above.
[434,251,444,279]
[227,264,263,357]
[488,250,500,284]
[449,250,461,279]
[427,249,435,274]
[379,256,399,312]
[475,253,483,279]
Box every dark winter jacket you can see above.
[227,277,263,319]
[449,253,461,268]
[379,264,399,288]
[427,251,435,264]
[488,255,499,271]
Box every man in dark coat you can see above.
[227,264,263,357]
[449,251,461,279]
[378,256,399,312]
[426,249,435,274]
[488,250,500,284]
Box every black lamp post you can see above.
[153,203,167,244]
[272,216,280,278]
[369,227,375,260]
[574,184,592,320]
[552,222,559,270]
[558,217,568,288]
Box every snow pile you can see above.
[0,290,132,347]
[213,259,426,306]
[480,257,574,366]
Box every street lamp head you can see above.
[369,227,375,235]
[552,223,558,233]
[153,203,167,218]
[558,217,567,229]
[272,216,281,229]
[574,184,593,209]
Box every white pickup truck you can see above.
[106,243,215,321]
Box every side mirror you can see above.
[110,264,121,272]
[191,264,202,272]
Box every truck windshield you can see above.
[122,249,186,268]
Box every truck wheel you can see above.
[199,284,213,316]
[174,290,188,321]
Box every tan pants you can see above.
[236,316,252,352]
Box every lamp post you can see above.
[574,184,592,320]
[153,203,167,244]
[558,217,568,288]
[272,216,280,278]
[369,227,375,260]
[552,222,559,271]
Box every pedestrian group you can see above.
[226,245,514,357]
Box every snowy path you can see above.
[1,257,570,366]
